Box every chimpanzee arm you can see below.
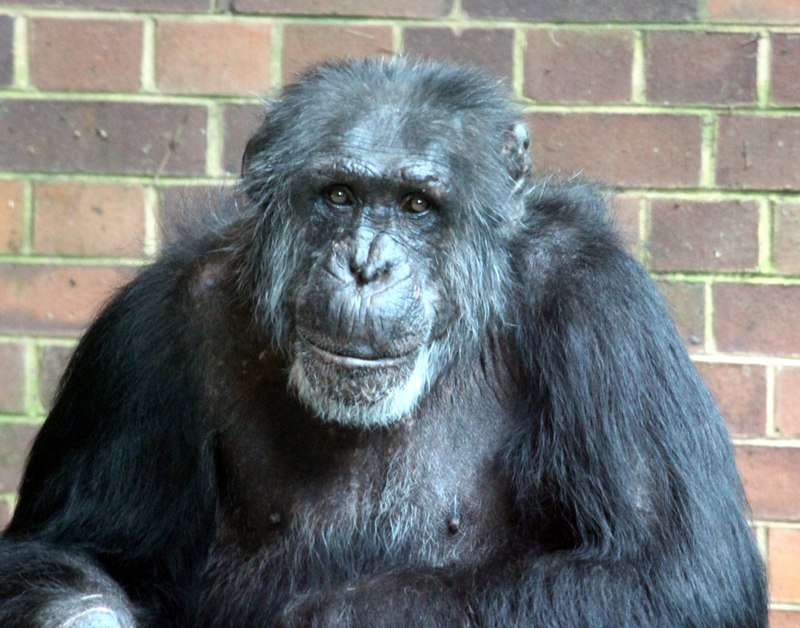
[0,253,218,623]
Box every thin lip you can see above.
[300,336,413,369]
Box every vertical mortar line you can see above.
[699,112,717,189]
[631,29,646,104]
[23,337,39,417]
[756,524,768,565]
[696,0,709,23]
[512,27,526,100]
[391,23,402,54]
[206,101,223,178]
[758,196,774,273]
[756,29,771,109]
[141,16,156,93]
[450,0,465,19]
[143,186,160,258]
[704,280,716,354]
[271,20,283,89]
[638,197,649,265]
[765,364,777,437]
[13,13,29,89]
[21,179,33,255]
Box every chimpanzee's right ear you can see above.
[241,101,274,179]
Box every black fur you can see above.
[0,59,766,627]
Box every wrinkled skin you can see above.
[0,59,766,627]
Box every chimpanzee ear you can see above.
[503,122,532,190]
[241,101,275,178]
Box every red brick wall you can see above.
[1,0,799,621]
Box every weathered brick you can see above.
[717,115,800,190]
[38,344,74,411]
[648,199,759,272]
[776,367,800,438]
[694,362,766,436]
[772,33,800,106]
[736,445,800,519]
[33,183,146,257]
[0,16,12,87]
[524,29,633,103]
[230,0,451,17]
[527,113,702,187]
[157,20,271,96]
[769,528,800,602]
[283,24,392,81]
[774,202,800,273]
[770,610,800,628]
[404,28,514,81]
[222,103,265,175]
[657,281,705,349]
[11,0,207,11]
[645,31,757,105]
[709,0,800,22]
[715,284,800,357]
[0,181,23,254]
[30,18,142,92]
[0,264,131,336]
[611,194,641,253]
[0,423,38,492]
[0,342,26,414]
[463,0,697,21]
[0,101,207,176]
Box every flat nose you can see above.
[348,230,395,286]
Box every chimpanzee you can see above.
[0,58,767,627]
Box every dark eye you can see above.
[325,185,354,206]
[405,192,432,214]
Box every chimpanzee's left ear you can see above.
[503,122,532,191]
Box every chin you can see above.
[288,341,434,428]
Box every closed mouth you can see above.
[299,335,413,369]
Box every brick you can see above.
[694,362,766,436]
[463,0,697,21]
[774,202,800,273]
[11,0,207,10]
[657,281,705,349]
[645,31,757,105]
[283,24,392,82]
[0,181,23,254]
[772,34,800,105]
[157,20,270,95]
[0,423,38,492]
[404,28,514,81]
[222,103,265,176]
[0,342,26,414]
[33,183,145,257]
[709,0,800,22]
[0,15,12,87]
[524,30,633,103]
[715,284,800,357]
[0,500,9,529]
[717,115,800,190]
[648,199,759,272]
[39,344,74,411]
[611,194,641,253]
[770,610,800,628]
[736,446,800,519]
[30,18,142,92]
[769,528,800,602]
[230,0,451,17]
[776,367,800,438]
[0,264,131,336]
[0,100,207,176]
[527,113,702,188]
[158,185,229,242]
